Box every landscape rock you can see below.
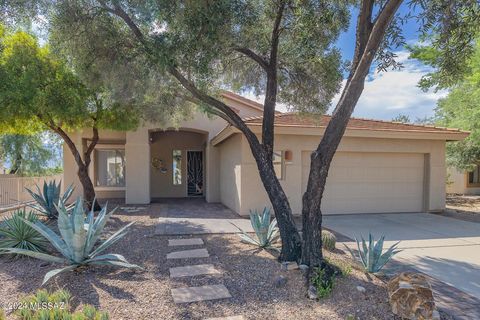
[281,261,299,271]
[274,275,288,288]
[387,272,439,320]
[307,285,318,300]
[299,264,309,271]
[356,286,366,293]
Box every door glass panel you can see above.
[173,150,182,185]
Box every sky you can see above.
[246,3,447,121]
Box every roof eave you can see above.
[211,123,469,145]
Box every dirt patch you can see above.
[1,207,400,319]
[445,194,480,222]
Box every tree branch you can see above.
[261,0,287,161]
[168,66,262,149]
[98,1,147,46]
[350,0,375,72]
[233,47,269,71]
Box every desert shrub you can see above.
[15,289,109,320]
[0,309,5,320]
[0,209,48,254]
[232,207,280,250]
[344,233,401,273]
[311,261,343,299]
[2,197,142,284]
[321,230,336,251]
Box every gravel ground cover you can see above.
[1,206,401,319]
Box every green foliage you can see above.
[0,132,61,176]
[15,289,109,320]
[0,309,4,320]
[0,26,177,137]
[25,180,74,219]
[1,197,142,284]
[43,1,351,115]
[321,230,336,251]
[233,207,280,250]
[344,233,401,273]
[311,263,341,299]
[391,114,411,124]
[0,209,48,254]
[413,40,480,170]
[407,1,480,91]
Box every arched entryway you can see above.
[149,129,208,200]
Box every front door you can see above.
[187,151,204,197]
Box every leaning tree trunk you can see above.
[49,124,100,210]
[253,149,302,262]
[301,0,403,269]
[77,162,98,209]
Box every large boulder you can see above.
[387,272,440,320]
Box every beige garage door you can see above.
[301,152,425,214]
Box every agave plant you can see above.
[0,209,48,254]
[1,197,142,284]
[26,180,74,219]
[232,207,280,250]
[344,233,401,273]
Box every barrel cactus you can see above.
[321,230,337,251]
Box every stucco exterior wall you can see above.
[63,129,126,200]
[150,131,207,198]
[447,167,480,194]
[63,99,264,204]
[218,134,243,213]
[233,134,446,216]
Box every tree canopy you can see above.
[0,132,62,176]
[412,37,480,170]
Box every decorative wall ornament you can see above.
[152,157,167,173]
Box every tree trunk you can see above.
[301,0,403,269]
[9,155,21,174]
[49,124,100,209]
[77,162,97,208]
[254,149,302,262]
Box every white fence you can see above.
[0,174,64,208]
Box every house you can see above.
[63,92,469,215]
[447,166,480,195]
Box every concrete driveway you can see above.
[324,213,480,298]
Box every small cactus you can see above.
[322,230,336,251]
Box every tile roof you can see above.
[243,113,467,134]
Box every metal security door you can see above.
[187,151,204,196]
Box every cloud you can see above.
[330,50,448,120]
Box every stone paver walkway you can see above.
[205,316,245,320]
[166,248,210,259]
[166,236,242,320]
[170,264,220,278]
[168,238,204,246]
[171,284,232,303]
[156,218,253,235]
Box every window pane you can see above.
[273,150,284,180]
[95,150,125,187]
[173,150,182,185]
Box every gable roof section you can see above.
[212,113,469,145]
[221,91,282,114]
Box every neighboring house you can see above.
[447,166,480,195]
[63,92,468,215]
